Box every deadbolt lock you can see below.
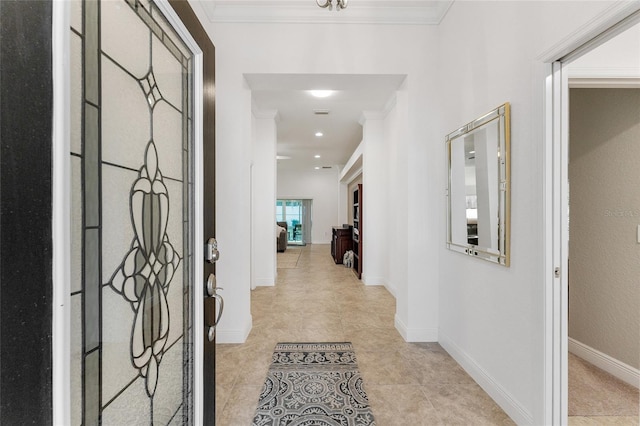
[205,237,220,263]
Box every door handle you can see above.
[206,294,224,342]
[206,278,224,342]
[205,237,220,263]
[206,273,221,297]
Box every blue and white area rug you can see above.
[252,342,376,426]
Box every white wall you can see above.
[277,169,339,244]
[210,73,253,343]
[360,113,387,287]
[191,0,628,421]
[197,17,442,346]
[568,23,640,79]
[436,2,622,424]
[383,90,408,300]
[398,70,441,343]
[251,108,278,288]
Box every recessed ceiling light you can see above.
[276,155,291,160]
[315,132,323,137]
[314,155,321,158]
[314,166,320,170]
[309,90,334,98]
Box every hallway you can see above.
[215,244,513,425]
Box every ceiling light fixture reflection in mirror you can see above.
[446,103,511,266]
[309,90,335,98]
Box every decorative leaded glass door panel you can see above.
[70,0,197,424]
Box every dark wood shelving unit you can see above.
[352,184,362,279]
[331,225,352,264]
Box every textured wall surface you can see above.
[569,88,640,369]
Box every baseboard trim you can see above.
[384,282,396,297]
[362,274,386,286]
[569,338,640,389]
[439,333,533,425]
[362,275,396,297]
[254,277,275,287]
[215,317,252,344]
[394,315,438,342]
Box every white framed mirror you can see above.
[446,103,511,266]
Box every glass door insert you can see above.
[69,1,195,424]
[276,199,310,245]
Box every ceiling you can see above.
[246,74,406,172]
[199,1,454,25]
[201,2,453,174]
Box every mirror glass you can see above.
[446,103,510,265]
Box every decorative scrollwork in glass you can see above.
[108,140,182,397]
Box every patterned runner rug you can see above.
[252,342,376,426]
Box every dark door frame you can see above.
[0,1,54,424]
[0,0,215,424]
[168,1,217,424]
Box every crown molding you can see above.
[568,66,640,79]
[569,77,640,88]
[382,91,398,116]
[197,0,454,25]
[359,109,387,124]
[568,65,640,87]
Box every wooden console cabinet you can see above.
[331,226,352,264]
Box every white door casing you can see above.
[541,3,640,424]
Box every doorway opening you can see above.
[544,4,640,424]
[276,199,312,245]
[567,85,640,420]
[565,21,640,420]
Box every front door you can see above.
[167,1,219,424]
[69,0,216,423]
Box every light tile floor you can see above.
[215,244,514,425]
